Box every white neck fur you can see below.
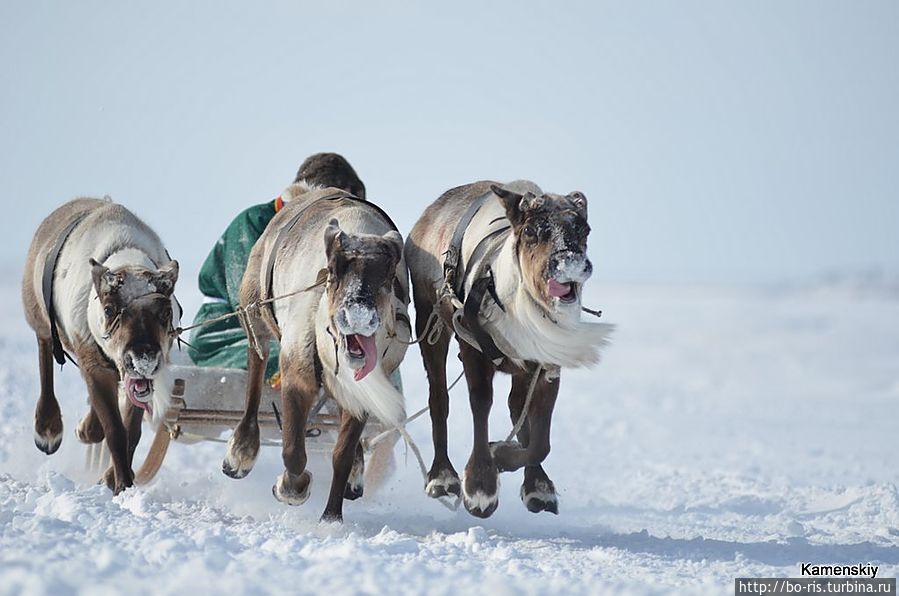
[484,239,613,369]
[314,298,405,427]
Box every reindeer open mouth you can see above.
[344,333,378,382]
[125,377,154,412]
[548,278,579,304]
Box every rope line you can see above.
[505,365,543,443]
[170,277,328,338]
[388,310,443,346]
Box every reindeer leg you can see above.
[322,410,367,522]
[122,400,144,465]
[506,371,558,514]
[222,340,269,479]
[77,346,132,494]
[272,364,316,506]
[344,441,365,500]
[76,406,105,444]
[492,371,559,485]
[324,391,365,500]
[459,342,498,518]
[33,335,63,454]
[417,300,460,498]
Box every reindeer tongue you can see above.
[125,377,154,414]
[351,334,378,382]
[549,278,573,298]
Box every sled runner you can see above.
[85,362,399,489]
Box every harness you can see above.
[440,191,511,366]
[260,191,405,332]
[42,212,90,367]
[42,210,183,367]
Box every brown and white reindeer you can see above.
[222,184,410,522]
[22,198,180,494]
[405,180,612,518]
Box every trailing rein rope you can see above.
[169,268,329,349]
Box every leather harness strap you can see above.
[444,190,494,302]
[462,273,507,364]
[43,212,90,367]
[441,190,511,366]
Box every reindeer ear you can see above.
[518,192,541,212]
[152,260,179,295]
[90,258,121,294]
[491,184,526,226]
[568,191,588,215]
[324,218,346,258]
[381,230,403,264]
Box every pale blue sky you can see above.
[2,1,897,284]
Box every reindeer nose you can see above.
[550,251,593,282]
[336,302,380,336]
[124,347,160,377]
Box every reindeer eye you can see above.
[523,224,537,238]
[103,305,116,319]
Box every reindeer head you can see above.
[491,184,592,316]
[323,219,403,382]
[89,258,179,412]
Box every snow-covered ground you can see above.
[1,266,897,595]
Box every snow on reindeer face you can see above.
[90,259,179,410]
[492,185,592,313]
[322,219,403,382]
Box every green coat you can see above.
[188,199,281,379]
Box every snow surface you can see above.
[1,270,898,595]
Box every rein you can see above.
[170,269,330,359]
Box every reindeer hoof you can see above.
[222,429,259,479]
[425,468,461,498]
[75,414,104,444]
[102,466,134,495]
[463,490,499,518]
[344,454,364,500]
[33,429,62,455]
[272,470,312,506]
[34,407,63,455]
[344,483,363,501]
[521,479,558,514]
[462,465,499,518]
[222,459,249,479]
[320,512,343,524]
[488,440,521,472]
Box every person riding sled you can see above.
[187,152,372,386]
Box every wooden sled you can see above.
[86,364,400,491]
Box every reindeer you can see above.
[22,198,180,494]
[405,180,612,518]
[222,184,410,522]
